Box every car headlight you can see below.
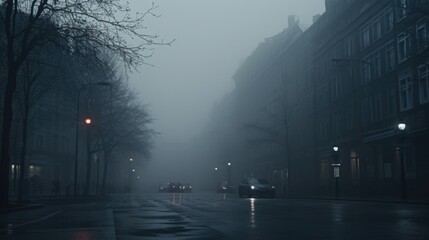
[271,186,275,189]
[251,185,255,190]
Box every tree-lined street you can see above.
[1,194,429,239]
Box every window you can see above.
[386,42,396,71]
[362,96,370,124]
[372,53,381,78]
[361,24,371,48]
[399,71,414,111]
[416,18,428,52]
[332,111,342,135]
[397,32,410,63]
[418,64,429,103]
[362,59,371,84]
[350,152,360,184]
[374,93,383,121]
[362,94,383,123]
[344,37,353,57]
[332,76,341,100]
[345,68,354,92]
[385,8,394,32]
[388,87,397,116]
[373,16,383,40]
[346,105,354,130]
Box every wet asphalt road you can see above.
[1,193,429,239]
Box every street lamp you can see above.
[397,122,407,201]
[227,162,232,184]
[332,146,341,198]
[213,167,219,191]
[73,81,110,197]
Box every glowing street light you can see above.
[84,118,92,125]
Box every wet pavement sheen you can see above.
[1,193,429,239]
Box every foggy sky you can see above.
[127,0,325,187]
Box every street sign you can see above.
[332,163,341,178]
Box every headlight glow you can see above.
[251,185,255,190]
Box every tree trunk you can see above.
[18,99,30,203]
[101,150,111,196]
[84,129,92,196]
[0,68,18,208]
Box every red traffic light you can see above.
[84,118,92,125]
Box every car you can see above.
[238,177,275,198]
[159,182,180,193]
[181,183,192,193]
[159,182,192,193]
[158,183,169,192]
[217,181,234,193]
[168,182,182,193]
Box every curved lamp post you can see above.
[73,82,110,197]
[397,122,407,201]
[332,146,340,198]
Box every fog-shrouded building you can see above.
[311,0,429,200]
[207,0,429,201]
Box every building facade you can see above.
[209,0,429,201]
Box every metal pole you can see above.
[335,177,340,198]
[73,87,83,197]
[400,149,407,201]
[73,82,110,197]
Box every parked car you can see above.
[217,181,234,193]
[238,177,275,198]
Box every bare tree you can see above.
[242,95,291,192]
[0,0,171,208]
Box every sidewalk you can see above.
[277,192,429,205]
[1,195,111,213]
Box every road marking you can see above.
[0,210,62,233]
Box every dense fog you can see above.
[128,0,325,191]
